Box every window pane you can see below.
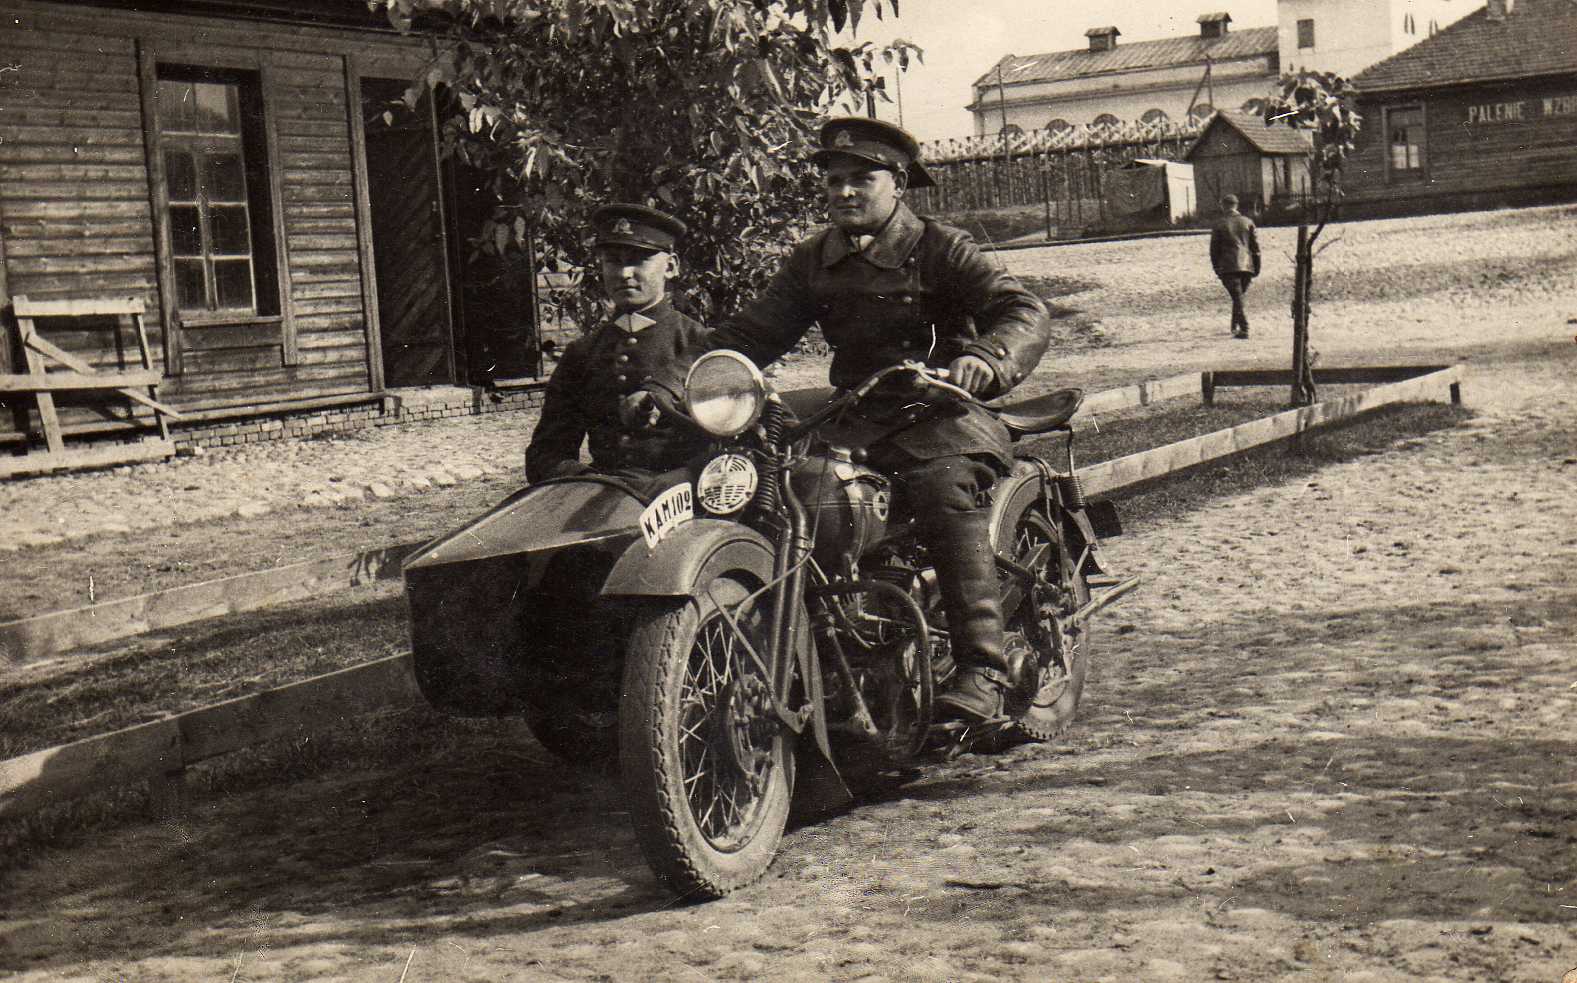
[1389,109,1424,172]
[214,260,254,310]
[169,205,203,255]
[158,80,197,132]
[204,153,247,201]
[174,258,207,309]
[194,82,239,134]
[209,205,252,255]
[164,150,197,201]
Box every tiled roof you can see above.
[1185,110,1314,158]
[976,25,1278,88]
[1354,0,1577,92]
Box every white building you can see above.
[1279,0,1472,76]
[969,2,1476,137]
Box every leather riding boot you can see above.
[925,510,1013,722]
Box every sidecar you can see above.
[403,476,648,718]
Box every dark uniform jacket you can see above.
[708,204,1051,467]
[525,298,711,483]
[1210,211,1261,277]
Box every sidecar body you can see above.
[403,477,647,716]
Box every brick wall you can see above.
[170,386,546,452]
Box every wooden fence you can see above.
[912,119,1207,220]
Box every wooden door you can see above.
[362,79,455,388]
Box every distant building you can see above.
[1279,0,1470,78]
[1343,0,1577,215]
[969,1,1476,137]
[969,14,1278,136]
[1184,111,1314,217]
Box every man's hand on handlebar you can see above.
[945,355,995,397]
[619,390,661,430]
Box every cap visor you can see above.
[594,236,668,252]
[812,148,897,172]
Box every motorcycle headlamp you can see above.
[685,350,765,438]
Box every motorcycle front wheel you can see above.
[620,576,794,899]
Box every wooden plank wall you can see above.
[1345,77,1577,209]
[0,2,427,435]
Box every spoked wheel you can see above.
[1004,511,1092,742]
[620,576,794,899]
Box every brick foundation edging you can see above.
[170,386,547,452]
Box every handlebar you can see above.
[784,360,979,443]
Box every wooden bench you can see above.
[2,296,184,478]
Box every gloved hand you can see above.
[619,390,661,429]
[947,354,996,396]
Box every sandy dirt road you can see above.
[2,205,1576,981]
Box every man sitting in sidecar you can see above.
[408,202,712,762]
[524,203,711,487]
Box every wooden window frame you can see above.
[1383,103,1429,184]
[1297,18,1316,50]
[158,73,259,317]
[136,42,296,376]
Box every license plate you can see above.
[640,483,694,549]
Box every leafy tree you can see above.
[374,0,918,327]
[1263,71,1361,406]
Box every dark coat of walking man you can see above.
[1210,193,1261,339]
[524,204,711,483]
[701,117,1053,723]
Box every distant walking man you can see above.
[1211,194,1260,339]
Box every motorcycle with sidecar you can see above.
[402,350,1137,898]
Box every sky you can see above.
[841,0,1280,141]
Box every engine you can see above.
[789,450,893,571]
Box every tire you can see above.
[1005,510,1092,742]
[620,575,795,899]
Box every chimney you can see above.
[1085,26,1120,52]
[1198,12,1232,39]
[1486,0,1514,20]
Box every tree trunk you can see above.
[1291,223,1316,406]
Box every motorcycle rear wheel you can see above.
[620,576,794,899]
[1006,511,1092,742]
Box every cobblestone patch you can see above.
[0,413,536,552]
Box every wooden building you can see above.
[0,0,539,455]
[1344,0,1577,216]
[1184,110,1314,217]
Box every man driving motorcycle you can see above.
[524,203,711,484]
[694,118,1053,723]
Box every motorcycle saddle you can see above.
[991,388,1084,439]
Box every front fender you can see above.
[601,519,777,598]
